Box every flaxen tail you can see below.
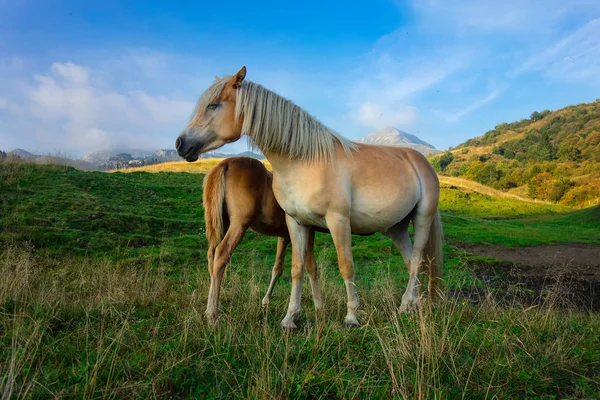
[202,163,228,247]
[424,210,444,297]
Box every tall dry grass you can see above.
[1,245,598,398]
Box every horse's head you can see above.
[176,66,246,162]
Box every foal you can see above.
[202,156,322,323]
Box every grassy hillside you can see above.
[1,163,600,398]
[117,158,272,174]
[430,99,600,208]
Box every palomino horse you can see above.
[176,67,443,329]
[202,156,322,323]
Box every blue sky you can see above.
[1,0,599,157]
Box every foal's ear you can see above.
[229,66,247,89]
[215,75,220,80]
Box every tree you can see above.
[557,143,582,162]
[549,178,575,202]
[530,111,542,121]
[431,151,454,173]
[466,161,500,186]
[439,151,454,171]
[528,172,554,200]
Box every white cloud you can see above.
[0,96,24,116]
[436,88,504,123]
[0,51,338,155]
[509,18,600,84]
[411,0,600,35]
[1,59,197,154]
[347,41,472,130]
[355,102,419,129]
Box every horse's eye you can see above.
[207,103,219,110]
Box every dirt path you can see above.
[462,243,600,280]
[458,243,600,310]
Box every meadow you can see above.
[1,161,599,398]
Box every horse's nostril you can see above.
[175,137,182,150]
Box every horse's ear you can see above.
[229,66,246,89]
[215,75,220,80]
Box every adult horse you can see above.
[176,67,443,329]
[202,156,322,323]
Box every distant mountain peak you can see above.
[355,127,439,155]
[9,148,38,159]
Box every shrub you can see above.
[549,178,575,202]
[527,172,554,200]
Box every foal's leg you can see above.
[326,213,360,327]
[262,237,290,306]
[306,229,324,311]
[399,212,434,313]
[206,222,246,324]
[206,243,216,313]
[281,215,310,330]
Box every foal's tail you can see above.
[202,163,228,246]
[424,210,444,297]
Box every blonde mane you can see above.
[195,77,357,162]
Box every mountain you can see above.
[9,148,39,159]
[5,149,96,170]
[356,127,440,155]
[236,151,266,160]
[82,149,159,166]
[4,147,265,171]
[81,148,266,170]
[430,99,600,207]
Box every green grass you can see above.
[439,185,570,218]
[439,186,599,246]
[1,163,600,398]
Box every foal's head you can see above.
[175,67,246,162]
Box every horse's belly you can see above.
[276,192,328,229]
[349,191,418,233]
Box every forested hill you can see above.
[430,99,600,207]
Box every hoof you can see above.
[313,301,324,312]
[399,302,418,314]
[261,297,270,307]
[205,310,219,325]
[280,317,297,330]
[343,317,360,328]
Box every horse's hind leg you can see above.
[383,218,413,267]
[399,211,435,313]
[206,222,246,324]
[262,237,289,306]
[306,229,324,311]
[384,219,415,311]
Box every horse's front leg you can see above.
[326,213,360,327]
[306,229,324,311]
[280,215,310,330]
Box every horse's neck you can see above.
[263,151,299,177]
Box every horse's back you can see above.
[348,143,439,198]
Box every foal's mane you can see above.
[194,76,357,162]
